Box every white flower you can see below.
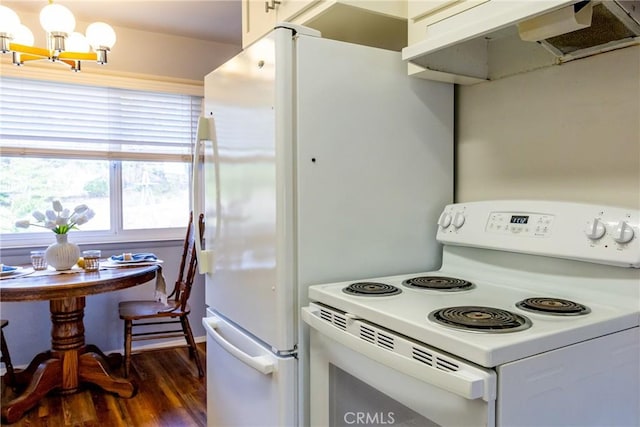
[15,219,31,228]
[15,199,95,234]
[32,211,46,221]
[75,217,88,226]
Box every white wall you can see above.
[456,45,640,209]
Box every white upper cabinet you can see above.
[407,0,489,49]
[241,1,272,48]
[242,0,317,48]
[242,0,407,51]
[276,0,319,21]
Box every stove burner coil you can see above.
[429,306,532,333]
[516,297,591,316]
[343,282,402,297]
[403,276,474,291]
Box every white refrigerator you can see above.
[194,23,453,427]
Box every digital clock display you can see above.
[510,215,529,224]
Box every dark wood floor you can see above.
[1,343,206,426]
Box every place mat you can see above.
[0,267,34,280]
[0,266,88,280]
[101,260,164,268]
[108,253,159,264]
[1,265,19,276]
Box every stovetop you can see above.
[308,267,639,368]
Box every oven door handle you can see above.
[302,306,496,402]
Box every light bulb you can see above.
[13,24,34,46]
[86,22,116,49]
[40,3,75,34]
[0,5,21,36]
[66,31,90,52]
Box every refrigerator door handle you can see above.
[192,116,218,274]
[202,315,276,375]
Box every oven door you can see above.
[302,304,496,427]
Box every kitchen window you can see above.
[0,76,202,247]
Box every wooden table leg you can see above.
[1,358,62,424]
[1,296,136,423]
[79,351,135,397]
[51,297,85,394]
[84,344,123,369]
[10,350,53,388]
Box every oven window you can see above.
[329,364,440,427]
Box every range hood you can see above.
[402,1,640,84]
[526,1,640,58]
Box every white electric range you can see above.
[303,200,640,427]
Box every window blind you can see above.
[0,77,202,162]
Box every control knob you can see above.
[452,212,466,228]
[585,218,606,240]
[437,212,452,229]
[612,220,635,244]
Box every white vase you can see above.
[45,234,81,271]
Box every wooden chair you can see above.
[1,319,16,386]
[118,212,205,378]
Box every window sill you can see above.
[0,239,184,258]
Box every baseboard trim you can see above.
[105,334,206,355]
[1,335,206,374]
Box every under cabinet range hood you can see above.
[403,0,640,84]
[526,1,640,58]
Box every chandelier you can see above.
[0,1,116,72]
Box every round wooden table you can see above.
[0,265,159,424]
